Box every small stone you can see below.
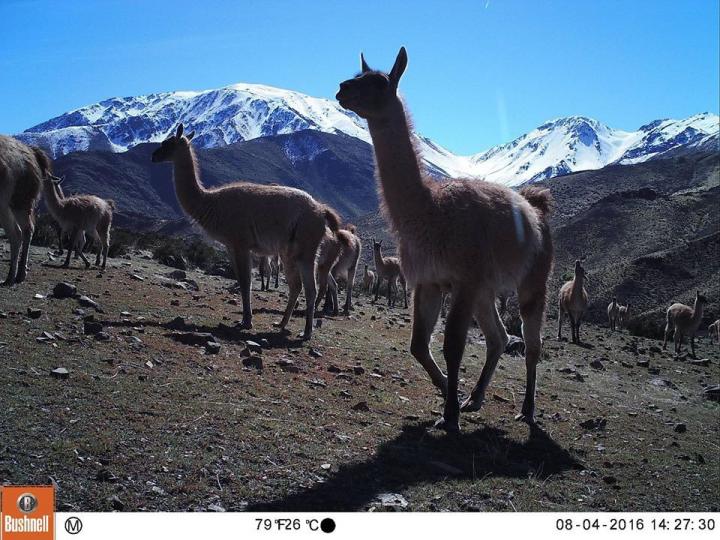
[207,503,226,512]
[108,495,125,511]
[603,475,617,485]
[53,282,77,298]
[205,341,221,354]
[353,365,365,375]
[169,331,216,346]
[168,269,187,280]
[309,347,323,358]
[242,355,263,370]
[277,359,300,373]
[77,295,98,309]
[689,358,710,367]
[636,359,650,368]
[579,417,607,430]
[352,401,370,412]
[51,367,69,379]
[589,359,605,370]
[167,316,186,330]
[327,364,341,373]
[703,385,720,402]
[674,423,687,433]
[27,307,42,319]
[84,320,103,335]
[245,340,262,354]
[95,332,111,341]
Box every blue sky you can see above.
[1,0,717,154]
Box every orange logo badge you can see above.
[0,486,54,540]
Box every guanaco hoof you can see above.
[460,395,483,412]
[514,412,536,424]
[433,416,460,434]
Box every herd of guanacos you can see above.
[1,47,716,431]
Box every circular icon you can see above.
[17,493,38,514]
[65,517,83,535]
[320,518,336,533]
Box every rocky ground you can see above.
[0,242,718,512]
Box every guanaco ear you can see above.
[186,130,195,141]
[176,124,184,138]
[389,46,408,88]
[360,52,371,73]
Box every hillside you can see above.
[357,152,720,333]
[0,243,718,511]
[52,130,377,223]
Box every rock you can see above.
[84,320,103,335]
[167,316,187,330]
[589,359,605,370]
[353,365,365,375]
[168,269,187,280]
[242,355,263,370]
[26,307,42,319]
[170,299,180,306]
[352,401,370,412]
[309,347,323,358]
[130,273,145,281]
[95,332,111,341]
[603,475,618,485]
[205,341,221,354]
[703,385,720,402]
[107,495,125,511]
[579,417,607,430]
[207,503,226,512]
[51,367,69,379]
[636,359,650,368]
[169,331,216,346]
[245,340,262,354]
[77,295,101,311]
[95,469,118,483]
[674,423,687,433]
[0,311,7,319]
[53,282,77,299]
[276,359,300,373]
[259,339,270,348]
[689,358,710,367]
[327,364,341,373]
[375,493,408,509]
[36,331,55,342]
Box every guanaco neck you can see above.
[373,247,386,271]
[172,141,211,226]
[572,273,585,296]
[366,98,432,228]
[43,181,66,218]
[692,298,704,323]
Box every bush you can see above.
[31,213,60,249]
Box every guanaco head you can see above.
[372,238,383,253]
[336,47,408,119]
[574,260,587,282]
[151,124,195,163]
[696,291,708,305]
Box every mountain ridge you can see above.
[15,82,718,186]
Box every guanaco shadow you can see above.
[248,421,583,511]
[99,317,307,349]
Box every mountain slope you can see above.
[15,82,718,186]
[51,130,377,225]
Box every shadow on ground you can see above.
[248,422,583,511]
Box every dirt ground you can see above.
[1,243,718,512]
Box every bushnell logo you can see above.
[1,485,55,539]
[16,494,38,514]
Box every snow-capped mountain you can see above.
[463,113,719,184]
[15,82,718,186]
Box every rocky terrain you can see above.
[0,242,718,512]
